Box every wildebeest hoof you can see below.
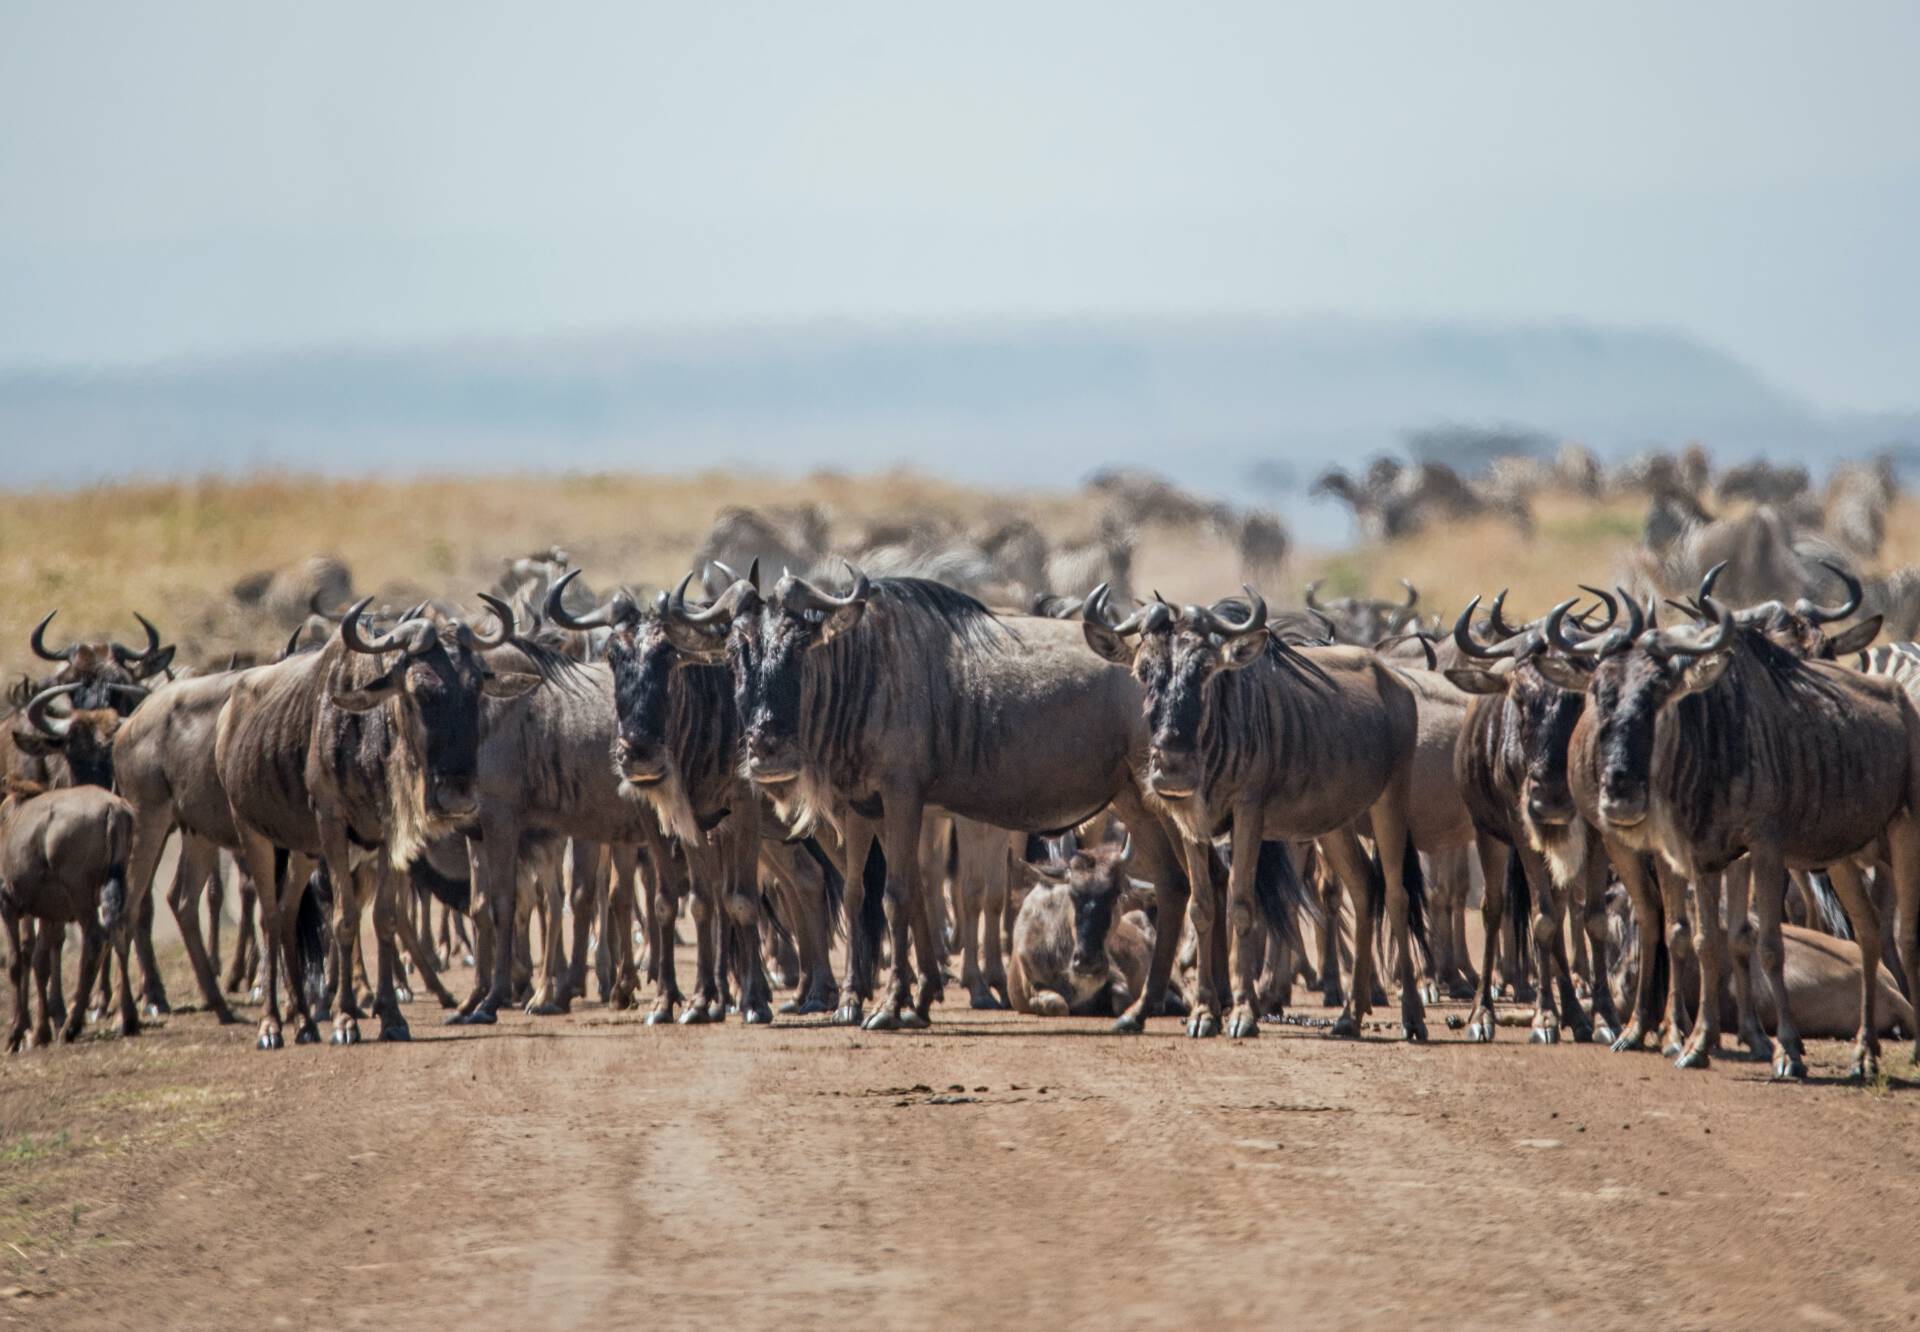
[528,1000,568,1017]
[1226,1012,1260,1040]
[862,1007,903,1032]
[678,1004,712,1026]
[256,1026,284,1051]
[1418,981,1440,1005]
[1321,986,1344,1009]
[1465,1017,1494,1043]
[1111,1011,1145,1034]
[1662,1039,1685,1059]
[1328,1014,1361,1040]
[1448,979,1478,1001]
[644,1007,674,1026]
[394,983,414,1005]
[86,1006,106,1025]
[461,1008,498,1026]
[249,984,264,1003]
[1403,1019,1428,1042]
[462,953,476,968]
[899,1009,931,1030]
[831,1001,864,1027]
[1591,1021,1617,1047]
[969,990,1004,1011]
[741,1002,774,1026]
[378,1022,412,1042]
[1530,1024,1559,1046]
[142,1001,166,1020]
[1771,1049,1808,1081]
[331,1018,359,1046]
[1674,1043,1710,1070]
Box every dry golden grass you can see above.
[5,471,1915,683]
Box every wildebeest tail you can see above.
[799,836,846,942]
[1251,839,1312,956]
[848,839,888,988]
[1400,837,1431,972]
[294,862,330,1013]
[1503,849,1530,923]
[1805,870,1853,940]
[409,853,472,914]
[97,863,128,935]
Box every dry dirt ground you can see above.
[3,920,1920,1331]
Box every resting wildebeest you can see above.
[1,777,133,1050]
[664,564,1205,1034]
[1082,586,1428,1040]
[1008,838,1185,1018]
[216,598,536,1048]
[1543,591,1920,1079]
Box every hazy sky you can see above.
[2,2,1916,409]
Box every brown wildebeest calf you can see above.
[1009,840,1185,1019]
[1,779,134,1050]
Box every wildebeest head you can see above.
[1673,559,1880,663]
[1084,584,1269,800]
[13,681,146,788]
[1532,590,1735,829]
[25,610,175,712]
[735,563,870,786]
[1032,836,1146,978]
[1442,589,1616,833]
[329,595,539,819]
[1304,578,1422,645]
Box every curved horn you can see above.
[1452,597,1513,661]
[1795,561,1863,625]
[24,683,79,739]
[1652,595,1736,660]
[546,569,638,631]
[110,612,164,668]
[29,611,74,663]
[1697,560,1728,606]
[1118,831,1133,865]
[283,621,308,659]
[1487,588,1521,640]
[1400,578,1419,609]
[339,596,411,654]
[1304,581,1326,612]
[471,593,515,648]
[784,562,872,614]
[107,682,150,706]
[1082,583,1157,636]
[1619,587,1645,644]
[1576,585,1619,632]
[669,570,735,632]
[1184,586,1266,638]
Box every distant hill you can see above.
[3,316,1913,540]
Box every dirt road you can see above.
[4,942,1919,1330]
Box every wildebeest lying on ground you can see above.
[1009,839,1188,1019]
[1,776,134,1051]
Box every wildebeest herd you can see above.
[5,484,1920,1093]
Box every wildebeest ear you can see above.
[1082,621,1137,667]
[1443,666,1509,696]
[1531,656,1592,694]
[1673,651,1732,700]
[1216,627,1270,671]
[812,603,866,648]
[481,669,540,700]
[10,726,60,756]
[1823,615,1882,657]
[329,663,407,713]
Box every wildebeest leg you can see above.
[1675,869,1727,1069]
[1519,845,1587,1045]
[1463,833,1508,1042]
[677,868,721,1025]
[386,883,453,1009]
[1109,797,1189,1033]
[3,911,26,1054]
[1318,867,1344,1008]
[835,817,881,1027]
[951,829,985,1006]
[719,822,775,1025]
[1820,858,1882,1080]
[608,843,641,1009]
[41,926,65,1030]
[1370,781,1426,1041]
[225,874,259,997]
[1223,803,1270,1039]
[368,866,411,1041]
[28,923,57,1048]
[463,813,518,1024]
[1748,842,1806,1080]
[1884,815,1920,1066]
[108,914,143,1038]
[130,879,170,1018]
[557,841,603,1011]
[1604,845,1663,1052]
[1720,856,1767,1058]
[978,832,1017,1010]
[167,834,239,1024]
[526,840,568,1014]
[315,820,369,1047]
[1650,860,1694,1056]
[1576,843,1621,1043]
[865,794,928,1031]
[1316,830,1377,1039]
[62,922,109,1045]
[1176,836,1224,1039]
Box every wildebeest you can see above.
[665,563,1204,1034]
[1542,592,1920,1079]
[1008,839,1184,1018]
[1,777,134,1050]
[215,599,536,1048]
[1082,586,1428,1040]
[1304,580,1424,647]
